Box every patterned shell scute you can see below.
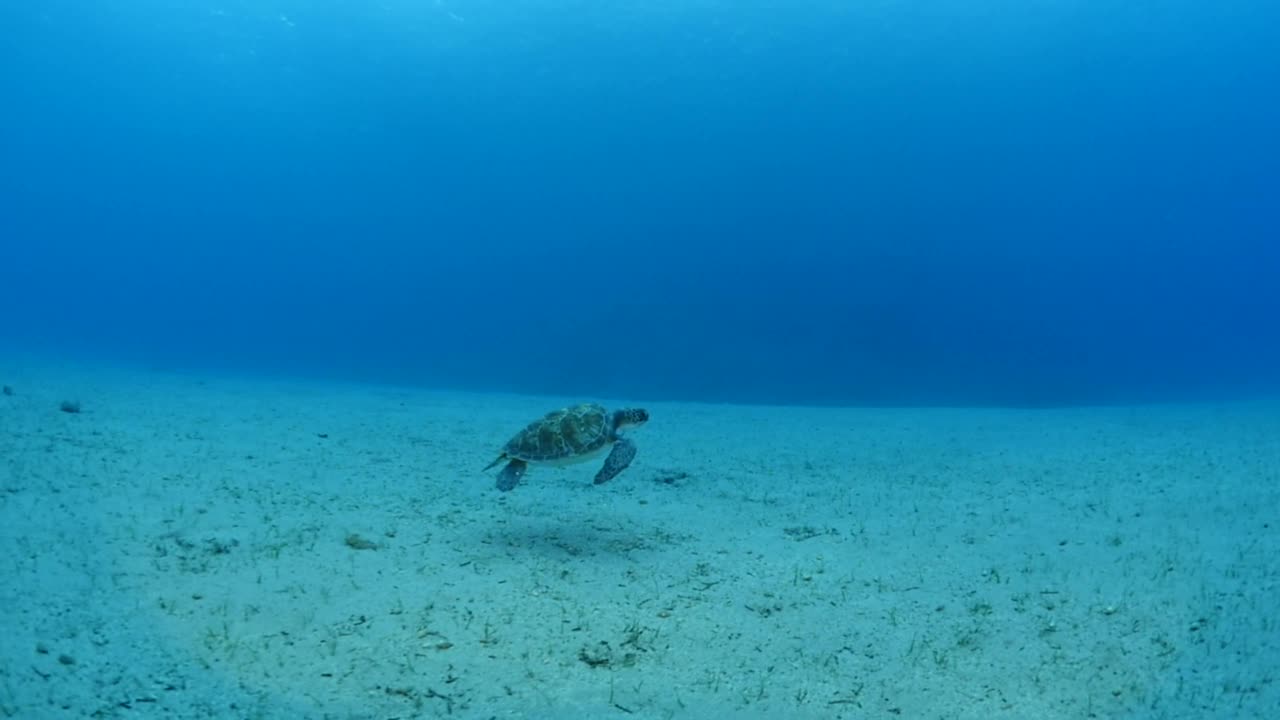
[505,403,611,462]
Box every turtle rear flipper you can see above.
[593,438,636,485]
[496,459,528,491]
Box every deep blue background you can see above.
[2,1,1278,406]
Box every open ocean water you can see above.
[1,1,1279,719]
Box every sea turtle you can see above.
[483,403,650,491]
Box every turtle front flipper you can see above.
[593,438,637,485]
[496,459,528,491]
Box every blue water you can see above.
[2,1,1277,406]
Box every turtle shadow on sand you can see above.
[488,519,663,559]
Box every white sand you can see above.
[1,356,1277,719]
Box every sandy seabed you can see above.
[1,357,1277,719]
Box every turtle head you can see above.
[612,408,649,431]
